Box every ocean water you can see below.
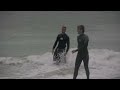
[0,48,120,79]
[0,11,120,79]
[0,11,120,57]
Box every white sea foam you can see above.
[0,48,120,79]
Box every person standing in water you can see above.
[72,25,90,79]
[52,26,70,64]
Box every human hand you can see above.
[64,52,67,56]
[72,50,76,54]
[52,49,54,55]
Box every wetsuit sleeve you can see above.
[53,35,59,50]
[66,37,70,53]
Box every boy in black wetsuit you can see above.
[72,25,90,79]
[52,26,70,64]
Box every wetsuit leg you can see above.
[56,49,62,64]
[56,49,65,64]
[58,49,66,63]
[53,48,66,64]
[53,48,63,64]
[73,54,83,79]
[83,54,90,79]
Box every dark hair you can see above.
[62,26,66,29]
[78,25,85,33]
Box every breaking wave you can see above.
[0,48,120,79]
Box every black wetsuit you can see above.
[53,33,70,61]
[73,33,90,79]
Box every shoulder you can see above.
[84,34,89,40]
[84,34,88,38]
[57,33,62,37]
[77,35,80,38]
[65,34,69,39]
[65,33,69,38]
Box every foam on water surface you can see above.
[0,48,120,79]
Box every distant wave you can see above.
[0,48,120,79]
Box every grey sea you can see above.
[0,11,120,79]
[0,11,120,57]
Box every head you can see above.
[61,26,66,33]
[77,25,85,34]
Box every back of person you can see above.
[72,25,90,79]
[77,33,89,57]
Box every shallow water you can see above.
[0,48,120,79]
[0,11,120,79]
